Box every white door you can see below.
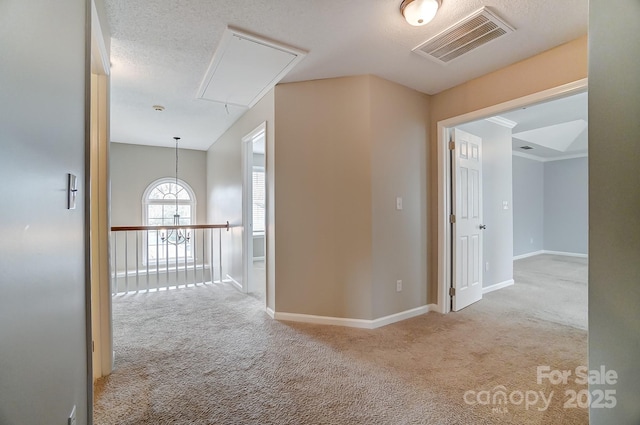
[451,128,484,311]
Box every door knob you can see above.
[480,224,486,230]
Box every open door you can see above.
[451,128,484,311]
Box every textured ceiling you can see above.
[104,0,588,150]
[495,91,588,160]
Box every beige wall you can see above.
[275,76,373,318]
[429,35,588,302]
[274,75,429,319]
[370,76,429,318]
[110,143,207,226]
[207,89,275,308]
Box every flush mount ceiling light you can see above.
[401,0,441,26]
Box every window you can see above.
[252,168,265,234]
[143,178,196,263]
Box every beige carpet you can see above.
[94,255,588,424]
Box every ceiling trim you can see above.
[485,115,517,128]
[512,150,588,162]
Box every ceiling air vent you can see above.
[520,146,534,150]
[413,7,514,64]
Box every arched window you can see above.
[142,178,196,262]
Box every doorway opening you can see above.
[437,78,588,315]
[242,122,267,304]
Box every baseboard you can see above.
[513,250,544,261]
[483,279,514,294]
[265,307,275,318]
[273,304,436,329]
[274,312,372,328]
[226,275,243,291]
[430,303,447,314]
[542,250,588,258]
[513,250,588,260]
[371,305,433,328]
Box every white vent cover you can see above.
[413,7,514,64]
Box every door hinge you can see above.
[92,341,95,353]
[449,140,455,150]
[449,287,456,297]
[449,214,456,224]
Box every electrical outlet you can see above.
[68,405,76,425]
[396,280,402,292]
[530,238,534,244]
[396,197,403,210]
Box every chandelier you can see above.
[160,136,190,245]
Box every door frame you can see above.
[89,0,112,386]
[241,122,267,298]
[436,78,588,314]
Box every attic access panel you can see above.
[197,28,306,108]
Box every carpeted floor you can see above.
[94,255,588,424]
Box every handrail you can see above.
[109,222,230,294]
[111,221,230,232]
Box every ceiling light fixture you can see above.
[400,0,441,26]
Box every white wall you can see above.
[544,157,588,254]
[0,0,89,423]
[589,0,640,422]
[110,143,207,226]
[458,120,514,288]
[513,155,545,256]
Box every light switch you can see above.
[396,197,403,211]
